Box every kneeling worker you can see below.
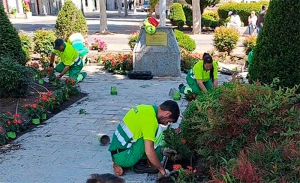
[49,38,87,82]
[109,100,180,177]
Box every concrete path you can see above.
[0,66,232,183]
[0,11,240,182]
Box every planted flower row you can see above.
[0,77,80,145]
[97,52,133,74]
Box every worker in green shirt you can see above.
[109,100,180,177]
[49,38,87,82]
[179,53,218,95]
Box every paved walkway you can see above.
[0,11,240,182]
[0,66,232,183]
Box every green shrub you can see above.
[182,5,192,27]
[55,0,88,40]
[178,81,300,182]
[181,52,201,73]
[202,11,220,28]
[249,0,300,88]
[33,29,56,57]
[213,26,239,54]
[218,2,269,26]
[243,35,257,55]
[19,31,32,62]
[168,3,186,29]
[174,30,196,52]
[128,31,140,50]
[185,0,220,15]
[0,57,33,97]
[0,5,26,65]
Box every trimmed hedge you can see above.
[249,0,300,88]
[202,11,220,28]
[55,0,88,40]
[0,5,26,65]
[168,3,186,29]
[218,1,269,26]
[183,5,192,27]
[174,30,196,52]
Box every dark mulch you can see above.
[0,81,87,149]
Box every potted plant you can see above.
[0,112,23,139]
[22,104,43,125]
[23,2,32,19]
[9,9,17,19]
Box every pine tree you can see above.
[249,0,300,88]
[0,5,26,65]
[55,0,88,40]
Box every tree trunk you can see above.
[133,0,137,14]
[192,0,201,34]
[99,0,108,33]
[117,0,122,16]
[124,0,128,16]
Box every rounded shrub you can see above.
[0,57,33,97]
[243,35,257,55]
[202,11,220,28]
[19,31,33,62]
[218,2,269,26]
[128,31,140,50]
[33,29,56,57]
[213,26,239,54]
[249,0,300,88]
[174,30,196,52]
[0,5,26,65]
[182,5,192,27]
[168,3,186,29]
[55,0,88,40]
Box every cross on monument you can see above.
[159,0,166,26]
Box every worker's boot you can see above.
[134,159,159,174]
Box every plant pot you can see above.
[110,86,117,95]
[38,79,44,85]
[32,118,40,125]
[98,134,110,146]
[173,91,181,101]
[6,131,16,139]
[41,113,47,120]
[25,12,32,19]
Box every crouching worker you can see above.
[49,38,87,82]
[68,33,89,64]
[179,53,218,95]
[109,100,180,177]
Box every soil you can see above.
[0,81,87,147]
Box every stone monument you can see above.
[133,27,181,77]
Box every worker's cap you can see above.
[54,38,64,49]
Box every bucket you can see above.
[98,134,110,146]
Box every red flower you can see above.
[52,97,56,101]
[181,139,186,145]
[173,164,182,170]
[0,127,4,133]
[187,166,193,170]
[32,104,37,108]
[47,91,53,97]
[7,121,11,126]
[24,104,28,108]
[13,113,20,119]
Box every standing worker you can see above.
[49,38,87,82]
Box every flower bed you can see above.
[0,60,86,146]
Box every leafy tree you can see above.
[0,5,26,65]
[55,0,88,40]
[186,0,220,15]
[249,0,300,88]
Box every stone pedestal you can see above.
[133,26,181,77]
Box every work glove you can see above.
[163,147,177,157]
[157,169,170,181]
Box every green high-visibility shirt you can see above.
[188,60,218,82]
[53,42,78,66]
[123,105,158,142]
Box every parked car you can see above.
[141,1,150,12]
